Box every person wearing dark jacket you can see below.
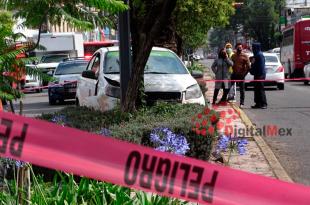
[250,43,267,109]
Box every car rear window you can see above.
[265,56,279,63]
[55,61,88,75]
[104,51,188,74]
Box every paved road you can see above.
[10,90,74,117]
[240,82,310,186]
[202,58,310,186]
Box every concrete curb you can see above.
[231,104,293,183]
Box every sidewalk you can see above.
[203,68,292,182]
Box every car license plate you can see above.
[68,88,76,93]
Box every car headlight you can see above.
[185,84,202,100]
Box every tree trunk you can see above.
[122,0,177,112]
[154,18,178,53]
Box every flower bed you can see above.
[40,102,216,161]
[2,102,251,204]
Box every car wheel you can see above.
[75,98,80,107]
[59,99,65,105]
[49,98,56,105]
[245,84,249,91]
[304,81,309,85]
[277,83,284,90]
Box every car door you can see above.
[78,53,101,108]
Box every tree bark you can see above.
[122,0,177,112]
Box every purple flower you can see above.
[216,135,230,153]
[1,158,26,168]
[15,160,25,168]
[237,139,248,155]
[216,135,248,155]
[51,114,67,126]
[150,127,190,155]
[98,128,112,137]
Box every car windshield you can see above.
[41,55,68,63]
[265,55,279,63]
[104,50,188,74]
[54,61,88,75]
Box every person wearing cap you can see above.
[250,42,267,109]
[225,43,236,102]
[230,43,251,109]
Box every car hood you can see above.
[104,74,198,92]
[54,74,81,83]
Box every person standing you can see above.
[211,48,233,105]
[230,43,250,108]
[225,43,236,102]
[250,42,267,109]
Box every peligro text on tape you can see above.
[0,111,310,205]
[124,150,218,202]
[0,118,28,157]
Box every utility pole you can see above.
[118,0,132,108]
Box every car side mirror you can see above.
[191,70,203,79]
[82,70,97,79]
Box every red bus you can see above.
[280,19,310,78]
[83,40,118,59]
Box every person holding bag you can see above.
[211,48,233,105]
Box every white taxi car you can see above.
[304,62,310,85]
[76,47,205,111]
[245,53,285,90]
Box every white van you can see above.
[76,47,205,111]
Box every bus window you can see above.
[282,29,293,47]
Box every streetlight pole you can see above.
[118,0,132,108]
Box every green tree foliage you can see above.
[1,0,127,29]
[224,0,286,50]
[1,0,127,50]
[176,0,235,50]
[0,11,46,102]
[125,0,235,112]
[2,0,234,112]
[242,0,277,50]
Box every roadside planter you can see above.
[0,102,249,204]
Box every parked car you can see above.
[48,58,89,105]
[193,54,201,61]
[76,47,205,111]
[207,53,217,59]
[34,54,70,73]
[28,53,70,86]
[268,47,280,54]
[245,53,285,90]
[24,74,43,93]
[304,62,310,85]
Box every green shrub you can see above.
[0,167,187,204]
[39,103,215,161]
[187,63,205,73]
[39,106,132,132]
